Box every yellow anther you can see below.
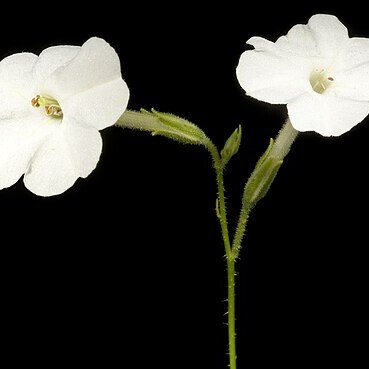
[31,94,63,118]
[31,95,41,107]
[45,105,63,117]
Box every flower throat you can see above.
[310,69,334,94]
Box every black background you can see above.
[1,3,368,368]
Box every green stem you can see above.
[227,257,237,369]
[231,202,251,260]
[205,140,232,257]
[204,139,237,369]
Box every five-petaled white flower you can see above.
[0,37,129,196]
[236,14,369,137]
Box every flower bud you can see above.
[220,125,242,167]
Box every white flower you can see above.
[0,37,129,196]
[236,14,369,137]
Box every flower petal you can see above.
[306,14,349,59]
[0,115,52,190]
[23,125,77,196]
[276,22,321,58]
[0,53,38,100]
[61,78,129,130]
[275,14,348,60]
[44,37,125,99]
[64,120,102,178]
[237,38,311,104]
[23,122,102,196]
[32,45,80,88]
[331,38,369,101]
[287,92,369,136]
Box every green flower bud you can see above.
[220,125,242,167]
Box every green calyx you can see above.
[142,109,207,145]
[243,138,283,206]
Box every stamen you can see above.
[45,105,63,117]
[31,94,63,118]
[31,95,41,107]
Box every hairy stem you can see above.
[204,139,237,369]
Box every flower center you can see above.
[309,69,334,94]
[31,95,63,118]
